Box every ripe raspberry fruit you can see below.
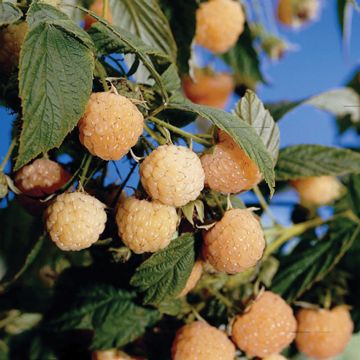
[139,145,205,207]
[201,132,262,194]
[196,0,245,54]
[295,306,353,359]
[277,0,320,28]
[92,350,137,360]
[172,321,235,360]
[45,192,107,251]
[84,0,113,31]
[78,92,144,161]
[203,209,265,274]
[0,22,28,74]
[177,260,203,297]
[0,172,8,199]
[15,159,71,198]
[263,354,288,360]
[182,69,234,109]
[115,196,178,254]
[232,291,297,358]
[291,176,342,206]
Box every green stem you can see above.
[149,117,212,146]
[102,0,109,18]
[253,185,279,226]
[144,124,167,145]
[0,139,16,171]
[212,191,225,216]
[95,61,110,91]
[78,154,93,187]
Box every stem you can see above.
[78,153,93,187]
[253,185,279,226]
[146,104,166,120]
[144,124,167,145]
[149,117,212,146]
[212,191,225,216]
[102,0,109,18]
[95,61,110,91]
[0,139,16,171]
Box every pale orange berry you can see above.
[196,0,245,54]
[84,0,113,31]
[182,70,234,109]
[296,306,353,359]
[78,92,144,161]
[172,321,235,360]
[232,291,297,358]
[177,260,203,297]
[203,209,265,274]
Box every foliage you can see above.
[0,0,359,359]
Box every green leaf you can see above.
[0,2,22,26]
[221,24,265,89]
[267,87,360,122]
[46,284,160,350]
[15,4,94,170]
[167,95,276,195]
[0,201,42,285]
[88,22,171,100]
[234,90,280,161]
[159,0,197,73]
[275,145,360,181]
[272,219,360,302]
[110,0,177,61]
[130,233,196,305]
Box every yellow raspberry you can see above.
[0,172,8,199]
[201,132,261,194]
[115,196,178,254]
[177,260,203,297]
[195,0,245,54]
[78,92,144,161]
[84,0,113,31]
[263,354,288,360]
[291,176,342,206]
[45,192,107,251]
[172,321,236,360]
[182,69,234,109]
[0,22,28,74]
[139,145,205,207]
[92,350,135,360]
[15,159,71,198]
[232,291,297,358]
[277,0,320,28]
[203,209,265,274]
[295,306,353,359]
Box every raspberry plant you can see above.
[0,0,360,359]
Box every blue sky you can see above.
[1,0,359,221]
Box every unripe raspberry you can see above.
[203,209,265,274]
[172,321,236,360]
[177,260,203,297]
[15,159,71,198]
[115,196,178,254]
[295,306,353,359]
[196,0,245,54]
[201,132,261,194]
[291,176,342,206]
[232,291,297,358]
[277,0,320,28]
[182,70,234,109]
[78,92,144,161]
[0,22,28,74]
[84,0,113,31]
[45,192,107,251]
[140,145,205,207]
